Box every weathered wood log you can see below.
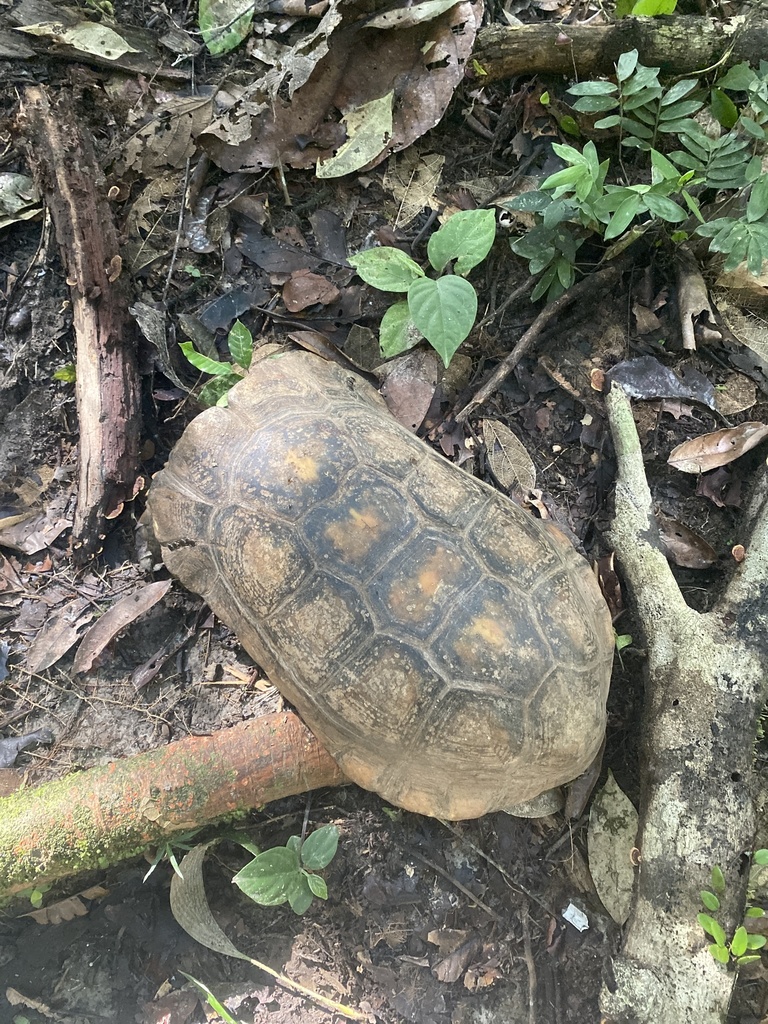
[472,15,768,81]
[0,712,346,898]
[18,85,141,561]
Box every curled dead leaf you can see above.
[667,422,768,474]
[656,513,717,569]
[73,580,172,675]
[483,419,536,493]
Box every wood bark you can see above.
[18,85,141,562]
[600,385,768,1024]
[0,712,346,899]
[472,15,768,82]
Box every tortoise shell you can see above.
[147,349,613,819]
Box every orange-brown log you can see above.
[0,712,346,898]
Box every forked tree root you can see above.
[600,383,768,1024]
[0,712,346,899]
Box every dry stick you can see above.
[18,86,141,562]
[454,263,625,424]
[0,712,346,898]
[521,911,537,1024]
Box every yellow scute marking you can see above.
[285,448,319,483]
[468,616,507,648]
[418,547,462,598]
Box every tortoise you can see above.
[147,348,613,820]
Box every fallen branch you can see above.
[0,712,346,899]
[600,383,768,1024]
[18,85,141,562]
[472,14,768,82]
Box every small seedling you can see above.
[232,823,339,915]
[144,829,202,882]
[348,208,496,367]
[179,318,253,406]
[698,853,768,966]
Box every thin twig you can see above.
[521,911,538,1024]
[409,850,506,925]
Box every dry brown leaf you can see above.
[667,422,768,474]
[483,418,536,493]
[656,513,717,569]
[25,598,94,674]
[282,269,340,311]
[377,348,438,432]
[24,895,89,926]
[73,579,172,675]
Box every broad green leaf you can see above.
[681,190,705,223]
[661,78,699,105]
[348,247,424,291]
[559,116,581,136]
[616,50,639,82]
[301,824,339,870]
[551,142,587,164]
[567,81,617,96]
[604,194,642,239]
[747,236,765,276]
[233,847,300,905]
[747,174,768,222]
[500,190,552,212]
[379,301,422,358]
[541,166,586,191]
[407,276,477,367]
[659,98,704,121]
[737,954,762,965]
[528,247,556,275]
[198,374,242,408]
[731,926,749,958]
[717,63,756,92]
[227,319,253,369]
[594,114,622,129]
[700,891,720,912]
[746,933,767,948]
[643,194,686,222]
[572,95,619,114]
[287,876,314,915]
[710,88,738,128]
[698,913,727,946]
[620,117,654,139]
[710,943,730,964]
[199,0,254,55]
[179,341,233,376]
[623,88,663,111]
[747,156,764,182]
[740,117,767,140]
[631,0,676,14]
[316,92,394,179]
[305,872,329,899]
[650,148,682,182]
[746,907,766,918]
[427,208,496,275]
[753,849,768,865]
[286,835,301,854]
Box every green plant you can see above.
[505,51,768,300]
[348,208,496,366]
[232,823,339,916]
[144,829,202,882]
[698,852,768,966]
[179,318,253,406]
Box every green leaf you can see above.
[700,891,721,912]
[198,374,243,408]
[747,156,764,182]
[316,92,394,179]
[500,190,552,213]
[747,175,768,222]
[301,824,340,870]
[559,116,581,136]
[650,148,681,181]
[746,907,766,918]
[568,81,618,96]
[287,876,314,915]
[659,98,703,121]
[551,142,587,164]
[740,117,767,140]
[736,954,762,965]
[199,0,254,55]
[594,114,622,129]
[541,166,586,192]
[348,247,424,292]
[305,871,329,899]
[427,208,496,276]
[53,362,77,383]
[631,0,676,14]
[753,849,768,865]
[698,913,727,946]
[731,927,749,957]
[710,88,738,128]
[682,190,705,223]
[616,50,639,82]
[746,933,767,948]
[233,847,300,905]
[710,943,730,964]
[643,194,686,222]
[379,300,422,359]
[531,262,561,302]
[407,276,478,367]
[661,78,699,105]
[179,341,233,376]
[605,194,642,239]
[717,63,756,92]
[572,95,619,114]
[286,835,301,854]
[227,319,253,369]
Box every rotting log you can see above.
[600,384,768,1024]
[18,85,141,562]
[0,712,346,899]
[472,15,768,82]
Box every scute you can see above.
[147,348,614,820]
